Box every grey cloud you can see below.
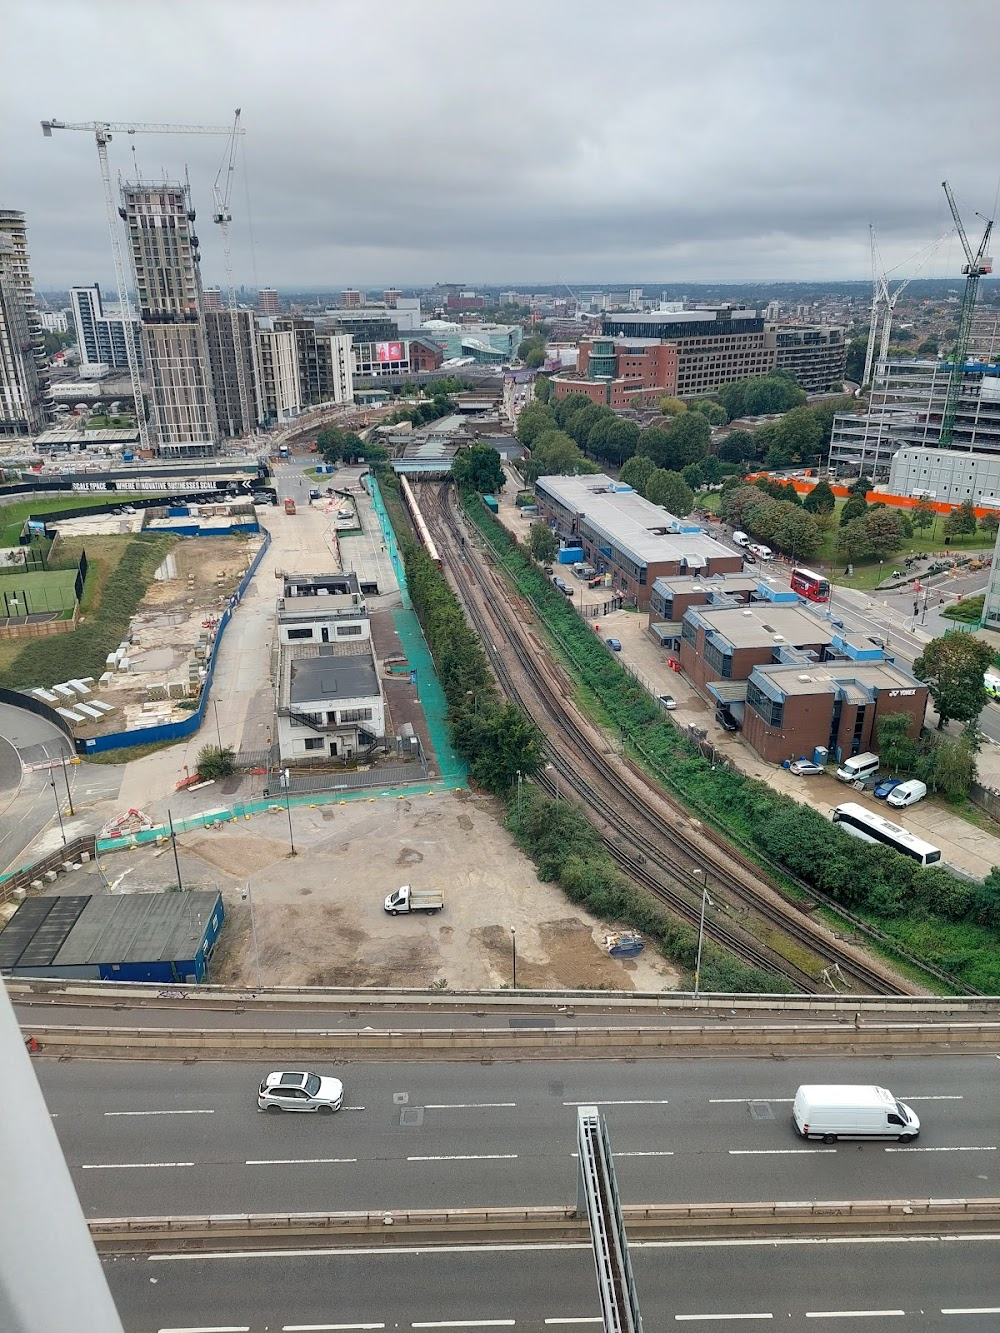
[6,0,999,287]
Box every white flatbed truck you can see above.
[384,884,444,915]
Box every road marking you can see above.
[562,1100,669,1106]
[941,1309,1000,1316]
[83,1161,194,1170]
[709,1099,793,1104]
[904,1096,964,1101]
[158,1327,250,1332]
[805,1313,905,1320]
[884,1146,996,1153]
[105,1109,214,1117]
[284,1325,386,1331]
[411,1324,515,1330]
[544,1320,603,1326]
[246,1158,358,1166]
[675,1316,773,1322]
[407,1154,517,1162]
[728,1149,836,1155]
[611,1150,675,1158]
[343,1106,366,1111]
[423,1103,517,1109]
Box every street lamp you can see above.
[510,926,517,989]
[516,769,523,822]
[49,773,66,846]
[692,868,713,999]
[60,752,75,817]
[212,698,223,749]
[545,762,560,800]
[241,881,263,990]
[280,767,297,856]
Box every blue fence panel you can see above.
[78,526,271,755]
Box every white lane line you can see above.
[729,1149,836,1155]
[83,1161,194,1170]
[411,1324,515,1330]
[805,1312,905,1320]
[941,1309,1000,1316]
[709,1098,793,1104]
[284,1325,386,1330]
[884,1146,996,1153]
[675,1315,773,1322]
[105,1109,215,1117]
[423,1103,517,1109]
[544,1320,603,1326]
[611,1150,675,1158]
[246,1157,358,1165]
[407,1154,517,1162]
[904,1096,964,1101]
[343,1106,367,1112]
[562,1100,669,1106]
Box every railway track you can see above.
[418,483,913,996]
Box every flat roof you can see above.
[0,892,221,969]
[689,603,836,651]
[608,309,760,325]
[287,648,379,706]
[537,474,734,568]
[652,574,763,596]
[751,659,923,699]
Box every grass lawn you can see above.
[0,566,77,614]
[0,493,162,546]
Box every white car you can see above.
[657,694,677,710]
[789,759,824,776]
[257,1070,344,1113]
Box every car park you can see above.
[257,1070,344,1113]
[873,777,903,799]
[789,758,823,775]
[606,637,622,652]
[657,693,677,710]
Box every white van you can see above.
[749,543,773,561]
[886,778,927,808]
[836,751,880,783]
[732,531,750,547]
[792,1084,920,1144]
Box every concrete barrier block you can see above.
[44,870,58,883]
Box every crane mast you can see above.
[212,110,253,439]
[41,117,242,454]
[939,180,994,448]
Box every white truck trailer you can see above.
[792,1084,920,1143]
[383,885,445,915]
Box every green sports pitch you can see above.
[0,566,78,615]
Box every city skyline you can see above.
[6,0,1000,288]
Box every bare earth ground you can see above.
[91,789,680,993]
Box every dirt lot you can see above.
[93,789,680,992]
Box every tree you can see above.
[516,402,557,447]
[840,493,868,525]
[876,711,922,774]
[523,346,545,369]
[681,461,705,491]
[742,495,784,543]
[979,509,1000,538]
[862,506,906,560]
[523,429,589,483]
[928,730,978,802]
[943,499,977,537]
[563,400,607,447]
[771,508,822,559]
[912,496,936,533]
[837,517,874,564]
[971,866,1000,928]
[662,411,711,468]
[619,454,656,491]
[773,405,824,462]
[197,744,236,780]
[913,633,995,728]
[720,484,769,530]
[635,426,673,467]
[517,335,545,362]
[451,444,504,494]
[717,429,758,464]
[917,336,939,356]
[658,396,687,417]
[690,398,727,426]
[465,702,545,792]
[554,392,600,430]
[803,479,836,515]
[699,455,726,486]
[587,416,639,466]
[527,521,558,564]
[534,376,552,403]
[643,469,694,516]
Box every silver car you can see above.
[257,1070,344,1113]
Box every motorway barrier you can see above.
[88,1197,1000,1252]
[19,1020,1000,1056]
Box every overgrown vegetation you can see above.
[0,533,176,690]
[196,744,237,780]
[462,495,1000,992]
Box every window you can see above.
[337,624,363,636]
[340,708,373,723]
[303,737,324,751]
[286,626,313,640]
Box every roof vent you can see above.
[773,634,784,642]
[798,673,811,682]
[742,609,753,616]
[761,623,775,632]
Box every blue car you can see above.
[605,637,622,652]
[873,777,902,799]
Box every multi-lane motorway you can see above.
[38,1056,998,1223]
[102,1235,1000,1331]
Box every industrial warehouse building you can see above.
[0,891,223,983]
[534,474,742,608]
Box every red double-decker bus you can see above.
[790,567,830,602]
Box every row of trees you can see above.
[720,483,825,558]
[315,426,387,465]
[717,397,858,471]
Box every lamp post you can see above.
[212,698,223,749]
[692,868,712,999]
[516,769,523,822]
[49,773,66,846]
[281,768,296,856]
[545,762,560,800]
[60,752,75,817]
[241,881,263,990]
[510,926,517,989]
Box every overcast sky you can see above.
[5,0,999,291]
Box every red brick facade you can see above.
[551,337,678,409]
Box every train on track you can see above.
[400,476,441,566]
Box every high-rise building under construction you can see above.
[0,209,50,436]
[121,179,218,456]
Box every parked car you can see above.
[886,778,927,808]
[715,709,740,732]
[657,693,677,710]
[606,637,622,652]
[789,759,823,776]
[257,1070,344,1113]
[873,777,903,799]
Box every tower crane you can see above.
[862,225,951,390]
[41,118,242,453]
[212,110,253,439]
[939,181,994,448]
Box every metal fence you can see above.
[265,760,429,797]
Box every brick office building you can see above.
[550,337,679,408]
[679,604,836,698]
